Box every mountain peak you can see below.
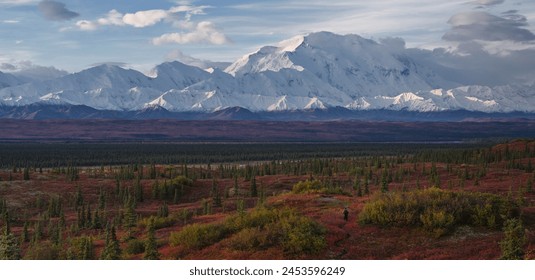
[150,60,211,92]
[276,34,306,53]
[0,31,534,115]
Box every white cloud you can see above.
[0,0,37,5]
[122,9,169,28]
[152,21,230,45]
[3,20,20,24]
[473,0,505,7]
[96,9,125,27]
[75,20,98,31]
[75,5,204,31]
[72,3,230,46]
[224,0,467,45]
[170,5,208,15]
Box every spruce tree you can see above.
[143,219,160,260]
[98,188,106,210]
[123,198,137,240]
[134,177,144,203]
[173,188,180,204]
[250,176,258,197]
[23,167,30,181]
[213,189,222,208]
[157,202,169,218]
[80,236,94,260]
[149,164,157,180]
[500,218,527,260]
[0,225,20,260]
[233,175,239,197]
[74,185,84,210]
[381,169,389,193]
[101,225,121,260]
[21,222,29,243]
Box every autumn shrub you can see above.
[176,208,193,224]
[419,209,455,237]
[23,241,60,260]
[292,179,349,195]
[292,180,324,193]
[225,206,279,231]
[125,238,145,255]
[228,227,276,251]
[169,223,228,249]
[138,215,177,230]
[359,188,519,237]
[227,207,326,256]
[278,213,326,256]
[67,236,94,260]
[171,207,326,257]
[170,176,193,187]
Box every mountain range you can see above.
[1,31,534,120]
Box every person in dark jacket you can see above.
[343,207,349,221]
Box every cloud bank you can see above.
[473,0,505,7]
[74,4,229,45]
[38,0,79,21]
[152,21,229,45]
[0,0,37,5]
[443,11,535,42]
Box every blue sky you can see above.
[0,0,534,73]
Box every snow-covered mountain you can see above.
[11,65,68,82]
[0,71,26,89]
[1,31,534,115]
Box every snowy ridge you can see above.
[0,32,534,114]
[0,71,26,89]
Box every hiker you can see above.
[343,207,349,221]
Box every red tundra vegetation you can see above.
[0,140,534,260]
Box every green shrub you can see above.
[139,215,177,230]
[419,209,455,237]
[170,207,326,257]
[176,209,193,224]
[292,180,323,193]
[228,227,276,251]
[278,213,326,256]
[169,223,228,249]
[292,179,349,195]
[359,188,519,237]
[67,236,94,260]
[125,239,145,255]
[23,241,60,260]
[225,206,279,231]
[170,176,193,187]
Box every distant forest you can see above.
[0,142,485,168]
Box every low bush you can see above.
[138,215,177,230]
[169,223,228,249]
[228,227,276,251]
[23,241,60,260]
[170,207,326,257]
[292,179,349,195]
[359,188,519,237]
[125,239,145,255]
[170,176,193,187]
[278,213,326,256]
